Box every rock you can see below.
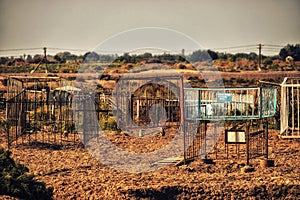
[201,158,215,164]
[260,159,274,168]
[241,165,254,173]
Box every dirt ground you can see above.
[1,70,300,199]
[0,129,299,200]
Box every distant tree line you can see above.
[1,44,299,66]
[279,44,300,61]
[0,51,118,65]
[113,52,186,64]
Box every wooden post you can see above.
[43,47,48,73]
[257,44,263,71]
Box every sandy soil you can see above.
[1,70,300,199]
[0,129,299,200]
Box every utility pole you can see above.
[30,47,49,73]
[258,44,263,71]
[181,49,185,57]
[43,47,48,73]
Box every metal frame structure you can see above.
[5,75,120,148]
[280,77,300,138]
[5,72,278,165]
[183,86,276,164]
[184,119,269,164]
[6,76,79,147]
[113,72,277,164]
[113,72,184,135]
[184,87,276,120]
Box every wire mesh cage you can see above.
[112,72,184,136]
[280,77,300,138]
[184,87,276,121]
[4,73,277,165]
[183,86,276,163]
[5,76,80,147]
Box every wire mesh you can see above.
[280,77,300,138]
[184,87,276,120]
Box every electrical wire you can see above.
[210,44,257,51]
[0,47,42,52]
[0,44,290,57]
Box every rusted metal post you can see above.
[246,121,250,165]
[203,120,207,159]
[265,119,269,159]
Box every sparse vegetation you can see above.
[0,148,53,200]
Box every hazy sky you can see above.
[0,0,299,56]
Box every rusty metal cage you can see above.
[5,72,277,165]
[112,72,184,136]
[112,72,276,164]
[5,76,80,147]
[184,119,268,164]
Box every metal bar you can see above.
[252,89,255,117]
[274,88,277,117]
[184,87,259,91]
[214,123,218,159]
[259,87,263,119]
[281,84,300,87]
[204,120,207,158]
[246,122,250,165]
[297,80,300,135]
[265,119,268,159]
[246,89,249,117]
[180,77,187,163]
[292,85,295,132]
[198,90,201,118]
[258,80,281,86]
[240,90,242,117]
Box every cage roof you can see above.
[120,70,183,80]
[54,85,81,92]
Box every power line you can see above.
[226,48,258,52]
[264,44,285,48]
[46,47,125,54]
[0,44,287,52]
[0,47,42,52]
[0,54,24,57]
[263,48,281,52]
[0,43,288,57]
[47,47,91,52]
[210,44,257,51]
